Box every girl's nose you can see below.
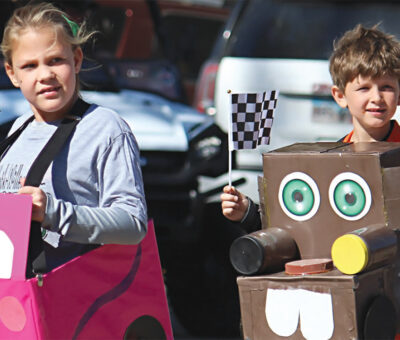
[38,65,55,82]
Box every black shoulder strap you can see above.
[0,115,35,161]
[24,99,90,187]
[4,98,91,278]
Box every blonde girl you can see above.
[0,2,147,273]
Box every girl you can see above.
[0,3,147,272]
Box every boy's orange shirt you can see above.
[342,120,400,143]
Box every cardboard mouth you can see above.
[265,288,334,339]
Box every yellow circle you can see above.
[331,234,368,274]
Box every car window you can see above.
[162,14,226,79]
[227,0,400,60]
[86,6,126,57]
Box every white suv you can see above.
[196,0,400,201]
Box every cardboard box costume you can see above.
[232,142,400,339]
[0,193,173,339]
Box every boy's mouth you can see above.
[367,108,386,115]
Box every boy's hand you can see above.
[220,185,249,222]
[18,178,46,223]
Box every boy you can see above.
[221,24,400,226]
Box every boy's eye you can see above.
[382,85,394,91]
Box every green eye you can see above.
[282,179,314,216]
[279,172,320,221]
[333,180,365,216]
[329,173,371,221]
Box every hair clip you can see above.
[62,15,79,37]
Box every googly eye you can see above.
[278,172,320,221]
[329,172,371,221]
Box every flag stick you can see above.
[228,149,232,187]
[227,89,232,187]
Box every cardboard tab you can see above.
[0,194,32,280]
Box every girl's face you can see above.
[5,26,83,122]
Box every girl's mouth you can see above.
[38,86,60,95]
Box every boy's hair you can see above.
[1,2,95,64]
[329,24,400,91]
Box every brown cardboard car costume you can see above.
[230,142,400,340]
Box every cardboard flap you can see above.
[0,194,32,280]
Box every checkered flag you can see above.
[230,91,278,150]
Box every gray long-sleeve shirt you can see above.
[0,103,147,269]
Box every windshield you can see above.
[228,0,400,59]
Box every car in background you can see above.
[87,0,233,104]
[195,0,400,202]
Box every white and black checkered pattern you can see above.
[231,91,278,150]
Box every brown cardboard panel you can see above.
[270,142,347,154]
[382,167,400,199]
[272,142,400,161]
[237,266,396,340]
[235,142,400,339]
[257,175,267,229]
[382,167,400,228]
[261,151,385,258]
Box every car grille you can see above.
[140,150,187,174]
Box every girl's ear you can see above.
[73,47,83,74]
[4,63,20,88]
[331,85,347,108]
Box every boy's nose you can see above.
[371,88,383,102]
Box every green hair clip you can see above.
[62,15,79,37]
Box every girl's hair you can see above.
[1,2,95,64]
[329,24,400,91]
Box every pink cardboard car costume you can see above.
[0,193,173,339]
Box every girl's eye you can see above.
[329,172,371,221]
[22,64,35,69]
[278,172,320,221]
[51,58,63,64]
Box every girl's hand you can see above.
[220,185,249,222]
[18,178,47,223]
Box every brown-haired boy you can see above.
[221,24,400,225]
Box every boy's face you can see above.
[332,74,400,134]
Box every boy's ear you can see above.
[73,47,83,74]
[4,63,19,88]
[331,85,347,108]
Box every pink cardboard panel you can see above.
[0,209,173,339]
[0,279,44,339]
[0,194,32,280]
[33,220,173,339]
